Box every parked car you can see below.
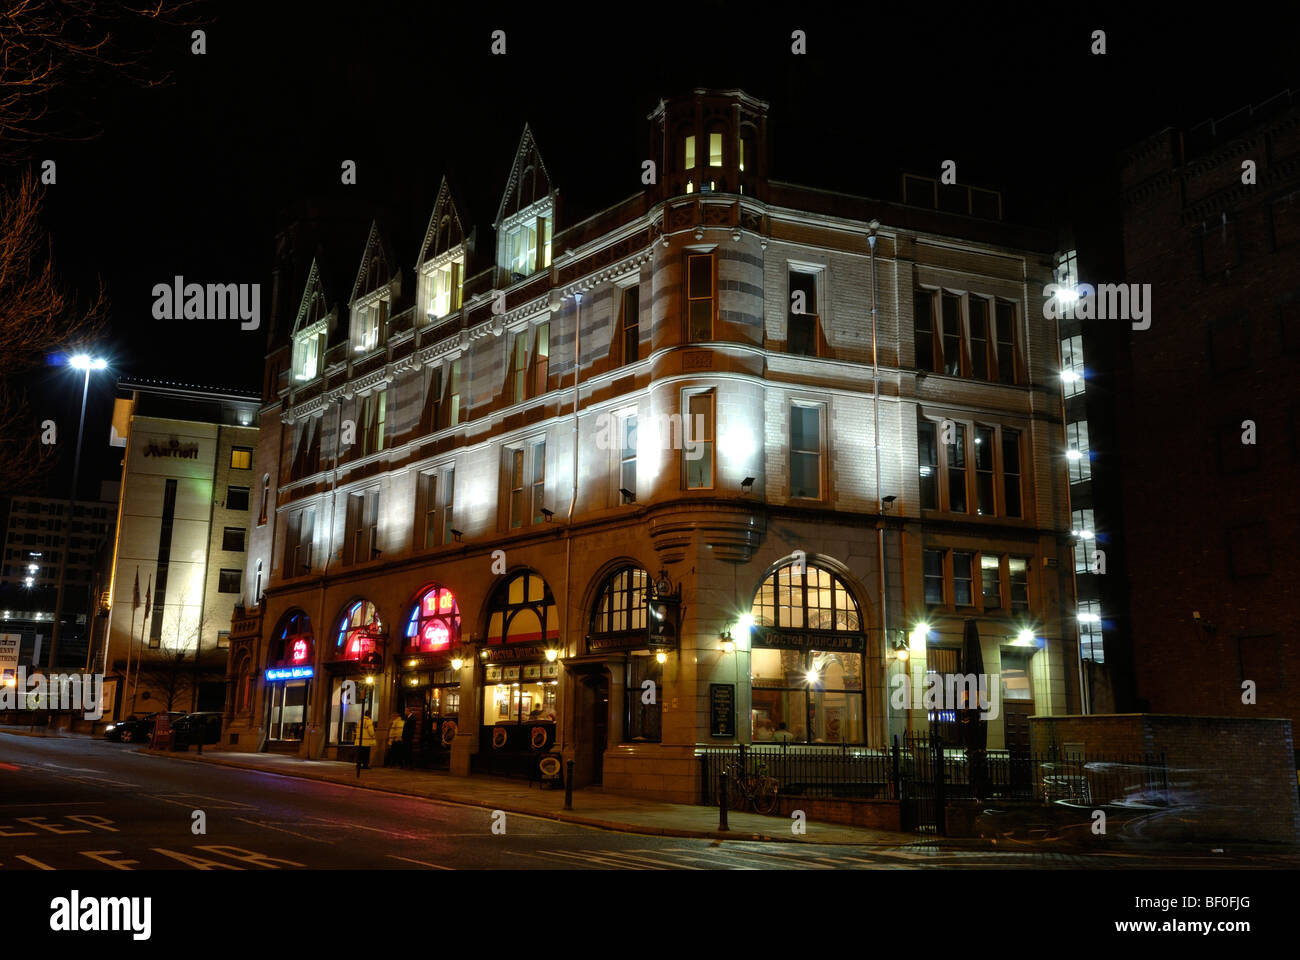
[171,711,223,747]
[104,711,183,743]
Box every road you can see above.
[1,734,1294,871]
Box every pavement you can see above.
[0,725,915,845]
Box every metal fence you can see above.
[697,736,1170,833]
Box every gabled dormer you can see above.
[290,258,333,383]
[417,176,469,323]
[349,220,401,354]
[495,124,556,283]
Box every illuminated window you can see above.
[686,253,713,341]
[752,562,862,633]
[272,609,312,664]
[684,135,696,169]
[487,571,558,646]
[947,423,967,513]
[1073,508,1096,573]
[230,447,252,470]
[981,554,1002,609]
[293,324,324,381]
[709,132,723,166]
[426,257,463,319]
[591,566,649,635]
[503,213,551,278]
[1061,335,1085,397]
[1066,421,1091,483]
[1009,557,1029,612]
[335,600,380,660]
[405,584,461,654]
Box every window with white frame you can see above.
[1077,599,1103,662]
[1061,335,1085,397]
[345,489,380,564]
[418,464,456,550]
[619,413,637,503]
[790,402,823,499]
[1072,508,1097,573]
[1066,421,1091,483]
[684,392,714,489]
[284,507,315,577]
[293,323,325,381]
[502,211,552,278]
[508,440,546,528]
[353,297,388,353]
[424,256,464,320]
[788,268,819,356]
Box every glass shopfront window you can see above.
[327,675,377,745]
[748,561,866,744]
[751,648,863,743]
[336,600,381,661]
[483,662,559,724]
[268,680,309,742]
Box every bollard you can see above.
[564,760,574,810]
[718,768,730,832]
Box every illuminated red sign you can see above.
[422,621,450,651]
[292,639,308,663]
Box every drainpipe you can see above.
[563,291,582,763]
[868,220,887,745]
[311,397,343,758]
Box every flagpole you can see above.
[125,566,139,718]
[132,574,151,715]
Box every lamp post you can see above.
[46,354,107,695]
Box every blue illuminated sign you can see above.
[265,666,314,681]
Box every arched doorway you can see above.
[264,609,314,751]
[400,583,464,768]
[323,599,384,761]
[748,561,866,745]
[478,570,560,777]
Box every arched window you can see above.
[270,609,312,664]
[405,584,462,653]
[487,571,557,646]
[335,600,381,660]
[749,562,865,745]
[752,563,861,632]
[590,567,648,636]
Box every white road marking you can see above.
[387,854,453,870]
[235,817,330,842]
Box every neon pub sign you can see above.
[266,666,313,681]
[406,585,461,654]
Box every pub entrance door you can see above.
[584,672,609,785]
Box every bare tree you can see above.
[0,1,204,493]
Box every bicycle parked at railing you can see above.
[724,758,779,815]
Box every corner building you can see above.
[226,89,1082,803]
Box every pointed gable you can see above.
[292,257,333,335]
[495,123,555,228]
[417,176,468,267]
[349,219,399,306]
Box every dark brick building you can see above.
[1117,90,1300,745]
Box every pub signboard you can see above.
[709,683,735,738]
[751,627,863,653]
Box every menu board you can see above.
[709,683,735,738]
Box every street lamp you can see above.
[48,352,108,683]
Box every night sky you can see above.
[20,2,1300,499]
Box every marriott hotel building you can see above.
[225,89,1082,803]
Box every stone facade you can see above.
[226,89,1081,804]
